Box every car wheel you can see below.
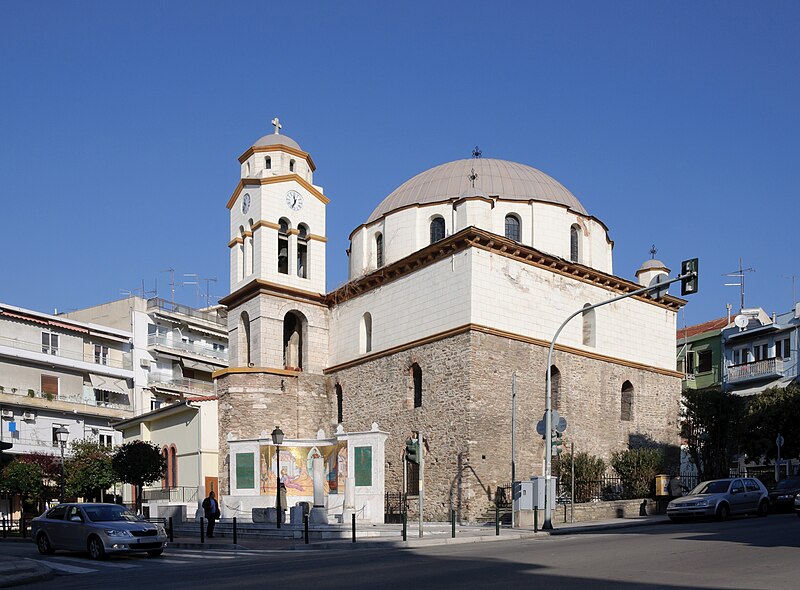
[757,500,769,517]
[716,503,730,522]
[87,536,107,561]
[147,549,164,557]
[36,533,55,555]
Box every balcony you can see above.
[147,298,226,328]
[0,334,133,372]
[726,357,785,384]
[147,373,214,395]
[0,387,132,419]
[147,334,228,363]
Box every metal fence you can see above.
[384,492,406,523]
[142,486,198,503]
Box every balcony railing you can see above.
[0,386,132,412]
[147,373,214,394]
[142,486,199,503]
[0,334,133,370]
[147,298,226,327]
[727,357,785,384]
[147,334,228,362]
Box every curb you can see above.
[0,560,53,589]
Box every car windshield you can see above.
[691,481,730,495]
[775,477,800,490]
[83,506,142,522]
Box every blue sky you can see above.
[1,1,798,328]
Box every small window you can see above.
[412,363,422,407]
[686,351,696,373]
[570,224,580,263]
[42,332,59,355]
[430,217,445,243]
[151,398,163,411]
[375,233,384,268]
[621,381,634,421]
[278,219,290,275]
[265,156,271,170]
[335,384,343,424]
[697,350,712,373]
[170,446,178,488]
[94,344,109,365]
[289,159,295,172]
[297,224,309,279]
[776,337,791,359]
[99,434,113,448]
[754,343,768,362]
[360,313,372,354]
[505,215,521,242]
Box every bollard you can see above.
[402,512,407,541]
[200,517,205,543]
[451,509,456,538]
[495,504,500,536]
[1,516,5,539]
[534,505,538,533]
[233,517,238,545]
[21,518,26,539]
[351,513,356,543]
[168,516,174,543]
[304,514,309,544]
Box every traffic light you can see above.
[405,438,419,464]
[551,431,563,456]
[681,258,699,296]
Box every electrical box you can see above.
[512,481,534,511]
[531,476,556,509]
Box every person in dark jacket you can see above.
[201,491,221,537]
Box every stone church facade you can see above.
[214,122,684,522]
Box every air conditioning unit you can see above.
[1,409,13,419]
[22,411,36,421]
[140,359,151,369]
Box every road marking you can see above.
[26,559,96,574]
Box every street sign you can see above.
[777,435,784,448]
[536,420,546,437]
[555,416,567,433]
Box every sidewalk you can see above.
[0,514,670,586]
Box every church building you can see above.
[213,121,685,522]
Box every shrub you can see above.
[555,452,606,503]
[611,447,665,499]
[27,389,35,398]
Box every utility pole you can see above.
[511,372,517,484]
[418,430,424,539]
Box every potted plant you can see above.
[45,392,54,401]
[27,389,35,397]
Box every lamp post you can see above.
[55,425,69,503]
[271,426,284,528]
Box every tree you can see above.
[112,441,166,513]
[611,447,665,499]
[66,439,116,501]
[742,384,800,463]
[680,387,746,480]
[554,452,605,503]
[0,459,45,515]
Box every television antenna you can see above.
[723,257,755,311]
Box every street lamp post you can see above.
[271,426,284,529]
[55,425,69,503]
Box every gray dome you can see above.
[253,133,302,151]
[368,158,586,223]
[636,259,669,275]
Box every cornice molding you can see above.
[219,278,327,309]
[238,144,317,172]
[227,174,330,210]
[213,366,301,379]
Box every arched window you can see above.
[582,303,596,347]
[335,383,343,424]
[239,311,251,366]
[170,445,178,487]
[265,156,271,170]
[621,381,634,421]
[375,233,384,268]
[550,366,561,411]
[161,447,168,488]
[278,218,289,275]
[505,214,521,242]
[238,226,245,281]
[360,313,372,354]
[283,312,303,370]
[248,219,255,276]
[297,224,309,279]
[289,159,295,172]
[412,363,422,407]
[570,224,580,263]
[430,217,445,243]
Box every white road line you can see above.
[45,556,139,569]
[26,559,96,574]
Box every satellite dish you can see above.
[734,314,748,329]
[648,274,669,300]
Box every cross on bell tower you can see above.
[272,117,282,135]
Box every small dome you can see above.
[636,259,669,276]
[253,133,302,151]
[368,158,586,223]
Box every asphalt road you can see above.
[4,513,799,589]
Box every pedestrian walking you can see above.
[202,491,221,537]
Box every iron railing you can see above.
[727,358,784,383]
[384,492,406,523]
[147,374,214,394]
[0,334,133,370]
[147,298,226,327]
[147,334,227,362]
[142,486,199,503]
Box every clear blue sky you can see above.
[1,1,798,328]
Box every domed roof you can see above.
[636,258,669,276]
[367,158,586,223]
[253,132,302,151]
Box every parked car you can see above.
[31,503,167,560]
[768,476,800,512]
[666,477,769,521]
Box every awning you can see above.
[191,325,226,338]
[690,343,711,352]
[181,359,217,373]
[730,377,795,397]
[89,374,130,395]
[727,324,779,340]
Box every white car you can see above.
[31,503,167,560]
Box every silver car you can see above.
[667,477,769,521]
[31,503,167,560]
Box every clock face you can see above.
[286,190,303,211]
[241,193,251,214]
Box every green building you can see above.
[677,316,730,391]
